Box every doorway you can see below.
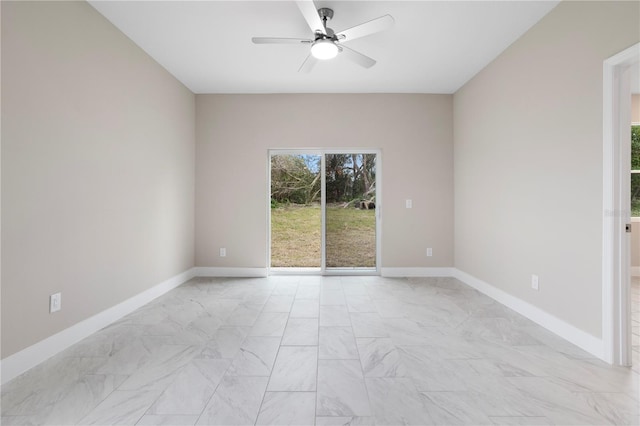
[269,150,381,275]
[632,119,639,371]
[603,42,640,366]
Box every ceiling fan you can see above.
[251,1,394,73]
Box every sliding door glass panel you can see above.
[270,154,322,267]
[325,153,376,269]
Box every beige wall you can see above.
[454,1,640,338]
[195,94,453,269]
[1,1,195,358]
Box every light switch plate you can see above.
[50,293,61,313]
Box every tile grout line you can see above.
[253,278,296,425]
[344,277,375,422]
[314,279,322,426]
[189,277,275,426]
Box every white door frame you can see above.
[267,149,382,276]
[602,42,639,365]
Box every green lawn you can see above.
[271,204,376,268]
[271,204,321,267]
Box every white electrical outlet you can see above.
[427,248,433,257]
[219,248,227,257]
[531,275,539,291]
[406,199,412,209]
[50,292,61,313]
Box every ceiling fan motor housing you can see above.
[316,28,336,41]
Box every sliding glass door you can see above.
[269,150,379,274]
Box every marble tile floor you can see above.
[2,276,639,425]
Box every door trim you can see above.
[602,42,639,365]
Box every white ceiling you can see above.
[89,1,560,94]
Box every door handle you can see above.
[626,223,632,233]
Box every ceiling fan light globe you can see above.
[311,40,338,60]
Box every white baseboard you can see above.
[193,267,268,277]
[632,266,640,277]
[269,267,322,275]
[381,267,454,277]
[1,265,607,385]
[1,268,196,386]
[452,268,604,360]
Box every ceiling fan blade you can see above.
[296,1,326,35]
[336,14,394,42]
[339,45,376,69]
[298,54,319,73]
[252,37,312,45]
